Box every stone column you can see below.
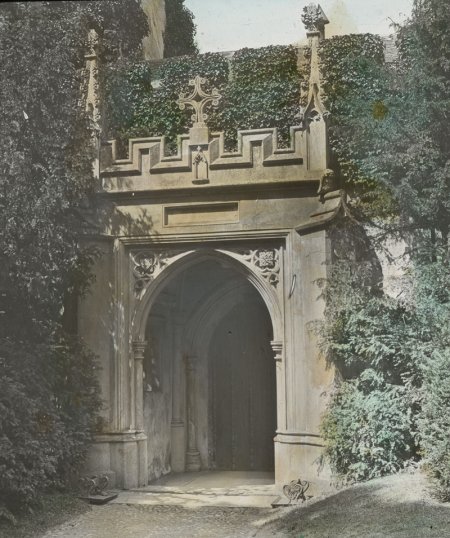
[171,317,186,472]
[185,355,201,471]
[132,340,147,431]
[271,341,286,433]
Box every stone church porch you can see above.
[81,4,340,493]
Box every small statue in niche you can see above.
[193,146,209,184]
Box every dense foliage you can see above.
[0,338,100,510]
[415,259,450,500]
[101,52,229,154]
[319,252,421,483]
[319,0,450,499]
[319,34,395,218]
[0,0,148,515]
[102,45,303,153]
[164,0,198,58]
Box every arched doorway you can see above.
[141,254,277,481]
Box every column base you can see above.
[274,431,332,494]
[86,432,148,490]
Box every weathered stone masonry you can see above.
[80,4,349,490]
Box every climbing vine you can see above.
[319,34,395,219]
[101,45,304,154]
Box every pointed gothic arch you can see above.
[130,247,284,345]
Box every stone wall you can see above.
[141,0,166,60]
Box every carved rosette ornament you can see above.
[177,75,222,125]
[242,248,281,287]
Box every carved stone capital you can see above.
[132,340,148,361]
[271,340,283,361]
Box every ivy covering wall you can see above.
[0,0,149,520]
[319,34,395,218]
[101,45,304,154]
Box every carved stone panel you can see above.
[177,75,222,126]
[130,250,192,296]
[220,247,281,288]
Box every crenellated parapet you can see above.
[99,4,332,196]
[100,124,318,193]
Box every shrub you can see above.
[0,336,101,515]
[419,349,450,501]
[322,372,417,483]
[415,259,450,499]
[318,240,422,485]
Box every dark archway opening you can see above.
[143,255,276,480]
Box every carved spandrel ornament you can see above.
[131,250,178,295]
[177,75,222,126]
[240,248,281,287]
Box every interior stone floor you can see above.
[150,470,276,489]
[110,471,281,508]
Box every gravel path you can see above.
[42,472,450,538]
[42,505,275,538]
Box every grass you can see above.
[0,493,90,538]
[256,472,450,537]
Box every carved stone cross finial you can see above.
[177,75,222,126]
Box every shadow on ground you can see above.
[255,472,450,537]
[31,472,450,538]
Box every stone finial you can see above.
[301,3,329,37]
[177,75,222,126]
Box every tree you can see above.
[319,0,450,497]
[0,0,148,515]
[164,0,199,57]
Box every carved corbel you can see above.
[317,169,338,197]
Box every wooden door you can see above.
[210,299,276,471]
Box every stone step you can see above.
[111,490,279,508]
